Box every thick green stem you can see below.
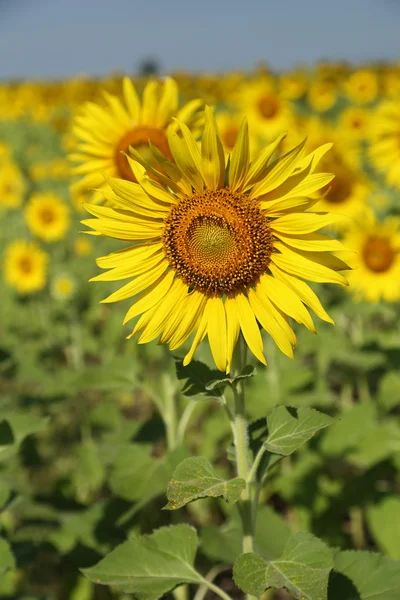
[231,339,254,556]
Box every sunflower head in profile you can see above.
[83,108,349,372]
[4,240,48,294]
[69,77,203,203]
[25,193,70,243]
[342,209,400,303]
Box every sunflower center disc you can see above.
[19,257,33,275]
[363,236,395,273]
[163,188,273,295]
[40,208,55,224]
[114,126,172,182]
[258,95,280,119]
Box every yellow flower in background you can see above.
[344,69,378,105]
[25,193,70,242]
[307,79,337,112]
[3,240,48,294]
[313,158,370,225]
[0,160,26,209]
[74,237,93,257]
[342,210,400,302]
[338,106,371,142]
[70,77,203,202]
[51,274,76,300]
[368,101,400,189]
[83,109,348,372]
[236,79,293,141]
[278,70,308,100]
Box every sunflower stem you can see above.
[231,338,255,557]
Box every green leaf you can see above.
[378,371,400,410]
[234,553,266,597]
[73,440,105,503]
[174,358,223,397]
[367,497,400,559]
[164,457,245,510]
[82,524,203,599]
[201,504,291,564]
[347,422,400,468]
[205,365,256,391]
[330,550,400,600]
[321,402,376,457]
[264,407,333,456]
[234,532,334,600]
[110,445,187,518]
[0,538,15,575]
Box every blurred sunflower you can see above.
[368,101,400,189]
[25,193,70,242]
[313,158,370,224]
[338,106,371,142]
[236,79,293,141]
[52,274,76,300]
[70,77,203,202]
[0,160,26,209]
[83,109,349,372]
[344,69,378,105]
[278,70,308,100]
[74,237,93,257]
[342,210,400,302]
[3,240,48,294]
[307,79,337,113]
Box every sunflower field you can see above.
[1,64,400,600]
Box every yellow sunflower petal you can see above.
[207,297,227,371]
[272,244,348,286]
[229,118,249,191]
[271,212,344,234]
[258,274,316,333]
[168,127,204,192]
[201,106,225,190]
[269,265,334,324]
[248,288,294,358]
[122,77,140,122]
[242,133,286,191]
[123,270,175,325]
[101,260,168,303]
[225,297,241,373]
[155,78,178,128]
[169,291,207,350]
[234,294,267,365]
[250,139,307,197]
[183,310,208,366]
[141,80,159,125]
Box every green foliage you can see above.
[234,531,334,599]
[0,538,15,575]
[330,550,400,599]
[263,406,334,456]
[82,524,203,599]
[164,456,245,509]
[366,497,400,559]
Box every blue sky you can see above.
[0,0,399,79]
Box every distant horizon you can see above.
[0,0,399,80]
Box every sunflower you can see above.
[25,193,70,242]
[236,79,293,141]
[344,69,378,105]
[342,210,400,302]
[83,109,349,372]
[70,77,203,202]
[0,160,26,209]
[307,79,337,113]
[313,157,370,225]
[338,106,371,142]
[51,274,76,300]
[3,240,48,294]
[368,101,400,189]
